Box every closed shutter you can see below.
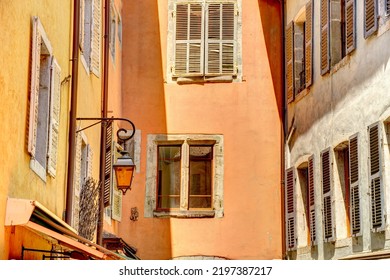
[345,0,356,54]
[174,3,204,76]
[28,17,42,157]
[91,0,101,75]
[205,2,236,75]
[320,0,330,75]
[112,146,122,221]
[47,58,61,177]
[104,121,113,207]
[285,22,294,103]
[368,123,384,231]
[321,149,334,241]
[364,0,378,38]
[285,167,296,250]
[349,134,361,235]
[305,0,313,87]
[308,155,316,244]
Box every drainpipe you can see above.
[66,0,80,225]
[96,0,110,246]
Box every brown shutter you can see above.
[103,122,113,207]
[349,134,361,235]
[308,156,316,244]
[285,22,294,103]
[321,149,334,241]
[285,167,296,250]
[345,0,356,54]
[305,0,313,87]
[364,0,378,38]
[320,0,330,75]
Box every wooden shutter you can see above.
[112,145,123,221]
[321,149,334,241]
[305,0,313,87]
[285,167,296,250]
[320,0,330,75]
[368,123,384,231]
[345,0,356,54]
[47,58,61,177]
[205,2,236,75]
[308,156,316,244]
[285,22,294,103]
[104,121,113,207]
[86,144,93,178]
[387,0,390,15]
[349,134,361,235]
[91,0,101,75]
[28,17,42,157]
[364,0,378,38]
[174,3,204,76]
[79,0,85,52]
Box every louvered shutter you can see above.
[174,3,204,76]
[345,0,356,54]
[205,2,236,75]
[285,22,294,103]
[72,132,83,230]
[349,134,361,235]
[28,17,42,157]
[321,149,334,241]
[86,144,93,178]
[368,123,384,231]
[320,0,330,75]
[103,122,113,207]
[364,0,378,38]
[91,0,101,75]
[305,0,313,87]
[387,0,390,15]
[308,156,316,244]
[79,0,85,52]
[112,146,122,221]
[285,168,296,250]
[47,58,61,177]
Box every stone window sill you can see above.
[153,210,215,218]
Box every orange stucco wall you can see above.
[120,0,283,260]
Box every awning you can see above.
[5,198,126,260]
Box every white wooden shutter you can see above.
[72,132,83,230]
[308,156,316,245]
[28,17,42,157]
[285,22,294,103]
[205,2,236,75]
[285,167,296,250]
[368,123,384,231]
[364,0,378,38]
[112,145,123,221]
[345,0,356,55]
[104,122,113,207]
[174,3,204,76]
[349,134,361,235]
[305,0,313,87]
[320,0,330,75]
[91,0,101,75]
[79,0,85,52]
[86,144,93,178]
[321,149,334,241]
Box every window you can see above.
[145,134,224,218]
[28,17,61,181]
[167,0,242,83]
[321,148,334,241]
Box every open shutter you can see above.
[321,149,334,241]
[320,0,330,75]
[86,144,93,178]
[364,0,378,38]
[308,156,316,245]
[91,0,101,75]
[103,121,113,207]
[72,132,83,230]
[205,2,236,75]
[174,3,204,76]
[387,0,390,15]
[345,0,356,54]
[305,0,313,87]
[285,167,296,250]
[369,123,384,231]
[47,58,61,177]
[79,0,85,52]
[349,134,361,235]
[285,22,294,103]
[112,145,123,221]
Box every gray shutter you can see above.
[368,123,384,231]
[47,58,61,177]
[285,22,294,103]
[174,3,204,76]
[349,134,361,235]
[305,0,313,87]
[91,0,101,75]
[112,145,123,221]
[387,0,390,15]
[345,0,356,54]
[285,167,296,250]
[104,122,113,207]
[205,2,236,75]
[308,155,316,245]
[320,0,330,75]
[364,0,378,38]
[321,149,334,241]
